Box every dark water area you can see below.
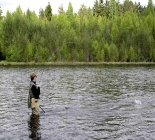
[0,65,155,140]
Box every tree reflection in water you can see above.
[28,115,41,140]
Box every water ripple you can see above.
[0,65,155,139]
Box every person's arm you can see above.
[37,86,40,95]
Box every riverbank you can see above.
[0,61,155,66]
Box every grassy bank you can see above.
[0,61,155,66]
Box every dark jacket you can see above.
[30,81,40,99]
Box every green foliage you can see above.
[25,41,33,62]
[128,46,135,62]
[45,2,52,21]
[109,43,119,61]
[0,7,3,60]
[104,43,110,62]
[0,1,155,62]
[92,40,105,61]
[109,0,117,19]
[144,0,155,16]
[34,46,49,62]
[119,45,128,62]
[39,8,45,19]
[6,44,21,61]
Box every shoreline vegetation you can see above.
[0,61,155,66]
[0,1,155,63]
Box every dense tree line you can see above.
[0,0,155,62]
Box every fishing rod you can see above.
[38,67,46,85]
[39,105,45,113]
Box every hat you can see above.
[30,72,37,78]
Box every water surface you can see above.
[0,65,155,140]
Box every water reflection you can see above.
[28,115,41,140]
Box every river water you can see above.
[0,65,155,140]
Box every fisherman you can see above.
[28,72,40,115]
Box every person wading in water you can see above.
[28,72,40,115]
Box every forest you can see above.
[0,0,155,62]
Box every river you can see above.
[0,65,155,140]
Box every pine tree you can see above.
[109,0,117,19]
[147,0,154,15]
[45,2,52,21]
[143,0,154,16]
[66,2,74,19]
[93,0,100,16]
